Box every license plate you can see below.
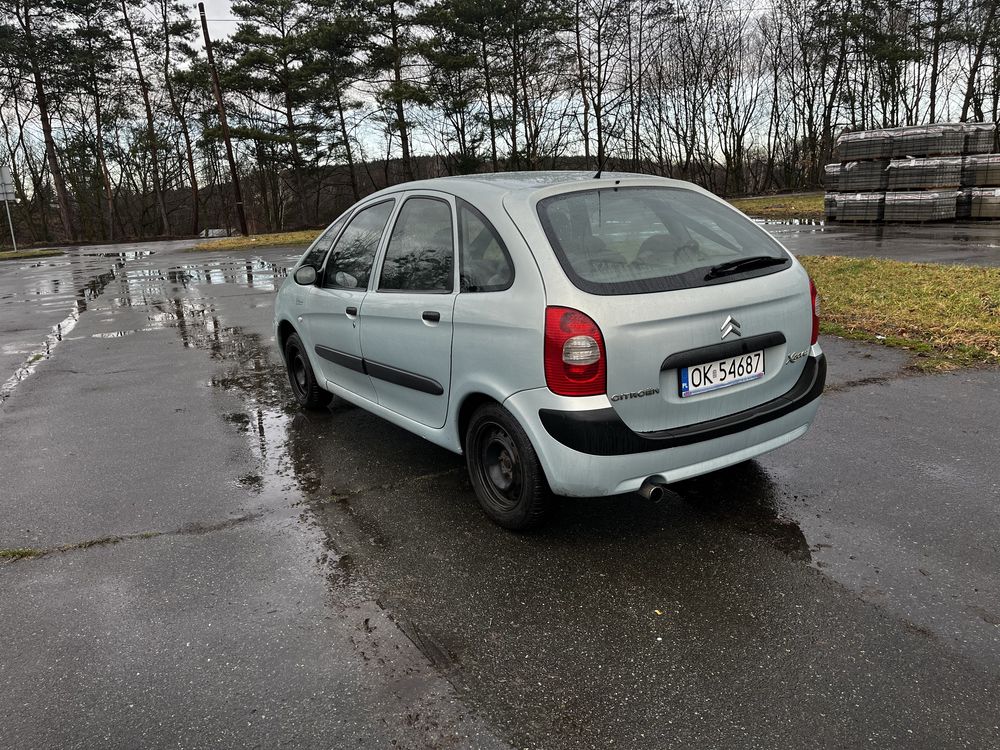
[679,350,765,398]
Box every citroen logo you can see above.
[721,315,742,339]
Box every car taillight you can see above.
[810,277,820,345]
[544,306,607,396]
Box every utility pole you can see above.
[1,165,17,252]
[199,2,249,237]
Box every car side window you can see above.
[322,200,395,289]
[378,197,454,293]
[300,215,347,270]
[458,199,514,292]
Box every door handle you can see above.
[345,306,358,317]
[421,310,440,323]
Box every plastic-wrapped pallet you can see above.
[823,163,841,191]
[889,124,965,158]
[836,130,892,161]
[962,123,996,155]
[961,154,1000,187]
[838,160,889,191]
[883,191,958,222]
[957,190,972,219]
[886,157,963,190]
[968,188,1000,219]
[824,193,838,220]
[837,193,884,222]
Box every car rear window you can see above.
[537,186,790,295]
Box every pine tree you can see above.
[225,0,323,227]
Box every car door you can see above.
[302,198,396,403]
[359,193,457,429]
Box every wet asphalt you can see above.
[1,237,999,748]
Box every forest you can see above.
[2,0,999,243]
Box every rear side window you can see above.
[300,215,347,270]
[458,199,513,292]
[378,197,454,293]
[323,199,394,289]
[537,187,790,295]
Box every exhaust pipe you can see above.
[638,477,668,502]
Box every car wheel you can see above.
[284,332,332,410]
[465,403,549,530]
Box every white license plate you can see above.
[680,350,765,398]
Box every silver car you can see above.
[274,172,825,529]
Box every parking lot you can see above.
[1,230,999,748]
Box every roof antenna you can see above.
[594,167,602,179]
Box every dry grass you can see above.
[0,248,64,261]
[729,193,825,221]
[192,229,321,252]
[801,255,1000,371]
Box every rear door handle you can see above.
[345,306,358,317]
[421,310,440,323]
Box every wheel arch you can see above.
[456,392,502,453]
[277,319,297,359]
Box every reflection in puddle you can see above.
[171,259,286,290]
[91,329,145,338]
[2,255,287,405]
[76,251,156,260]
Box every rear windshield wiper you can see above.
[704,255,788,280]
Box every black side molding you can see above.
[660,331,786,372]
[365,359,444,395]
[315,345,365,374]
[540,354,826,456]
[315,345,444,396]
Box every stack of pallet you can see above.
[823,122,998,223]
[958,153,1000,219]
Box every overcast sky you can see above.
[196,0,239,39]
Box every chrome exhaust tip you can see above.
[638,477,668,502]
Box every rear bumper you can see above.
[503,353,825,497]
[540,354,825,455]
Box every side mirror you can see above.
[293,265,317,285]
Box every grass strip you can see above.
[192,229,321,252]
[800,255,1000,371]
[0,248,64,261]
[729,193,825,221]
[0,548,44,560]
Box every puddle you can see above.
[1,259,126,404]
[755,218,826,227]
[75,251,156,260]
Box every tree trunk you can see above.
[960,3,998,121]
[284,87,308,226]
[480,39,499,171]
[927,0,945,122]
[574,0,591,167]
[20,1,76,241]
[82,12,115,242]
[122,0,170,235]
[160,0,199,236]
[334,89,360,200]
[389,3,413,181]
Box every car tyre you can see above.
[466,403,549,530]
[284,332,332,410]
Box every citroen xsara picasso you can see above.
[274,172,825,529]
